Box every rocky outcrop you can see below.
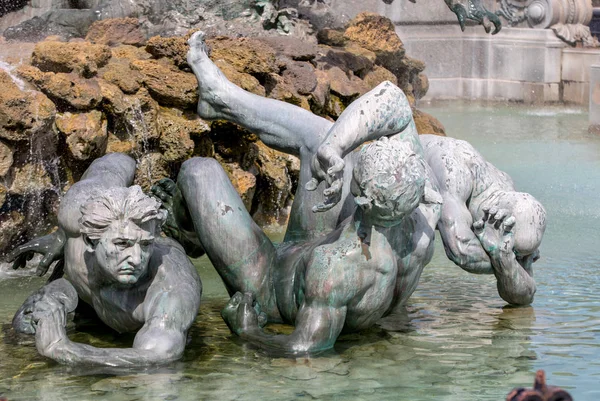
[0,13,444,254]
[0,69,56,142]
[85,18,146,47]
[55,111,108,160]
[31,40,112,77]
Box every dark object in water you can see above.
[506,370,573,401]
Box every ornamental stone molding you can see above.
[497,0,599,46]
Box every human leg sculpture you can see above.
[176,157,280,321]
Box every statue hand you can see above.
[6,228,66,277]
[33,297,68,356]
[449,0,501,34]
[305,144,345,213]
[473,206,515,261]
[221,292,267,335]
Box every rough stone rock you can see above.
[105,133,135,154]
[55,110,108,160]
[0,211,25,257]
[2,9,97,42]
[0,183,6,207]
[414,109,446,136]
[0,140,13,177]
[308,69,331,115]
[210,121,258,169]
[317,28,348,47]
[413,72,429,100]
[131,59,198,108]
[85,18,146,47]
[17,66,103,111]
[252,141,292,225]
[158,108,209,163]
[281,61,317,95]
[207,36,278,75]
[31,40,112,78]
[99,58,144,94]
[214,60,266,97]
[100,82,160,146]
[111,45,153,62]
[145,35,189,69]
[0,69,56,142]
[133,152,170,191]
[264,73,310,110]
[363,65,398,88]
[324,66,368,100]
[9,162,53,195]
[317,46,374,77]
[326,93,345,119]
[258,36,318,61]
[343,13,405,76]
[220,162,256,211]
[193,135,215,158]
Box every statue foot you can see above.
[187,31,233,121]
[221,292,267,335]
[151,178,183,241]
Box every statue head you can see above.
[79,186,167,285]
[351,137,427,227]
[492,191,547,260]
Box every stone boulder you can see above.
[145,35,189,69]
[99,82,160,147]
[133,152,170,191]
[414,109,446,136]
[258,36,318,61]
[220,162,257,211]
[99,58,144,94]
[0,211,25,257]
[206,36,278,75]
[55,111,108,160]
[31,40,112,78]
[214,60,267,97]
[252,141,293,226]
[9,162,53,196]
[281,61,317,95]
[85,18,146,47]
[0,183,6,208]
[323,66,369,101]
[111,45,153,62]
[317,46,374,77]
[131,59,198,108]
[17,65,103,111]
[0,140,13,177]
[363,65,398,88]
[0,70,56,142]
[158,108,210,163]
[343,13,406,78]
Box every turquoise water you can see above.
[0,102,599,400]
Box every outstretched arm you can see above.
[306,81,419,210]
[437,195,493,274]
[35,252,202,366]
[473,209,536,305]
[222,292,346,356]
[58,153,136,237]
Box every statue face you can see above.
[93,220,156,285]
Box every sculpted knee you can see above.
[179,157,224,183]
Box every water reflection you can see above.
[1,102,599,400]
